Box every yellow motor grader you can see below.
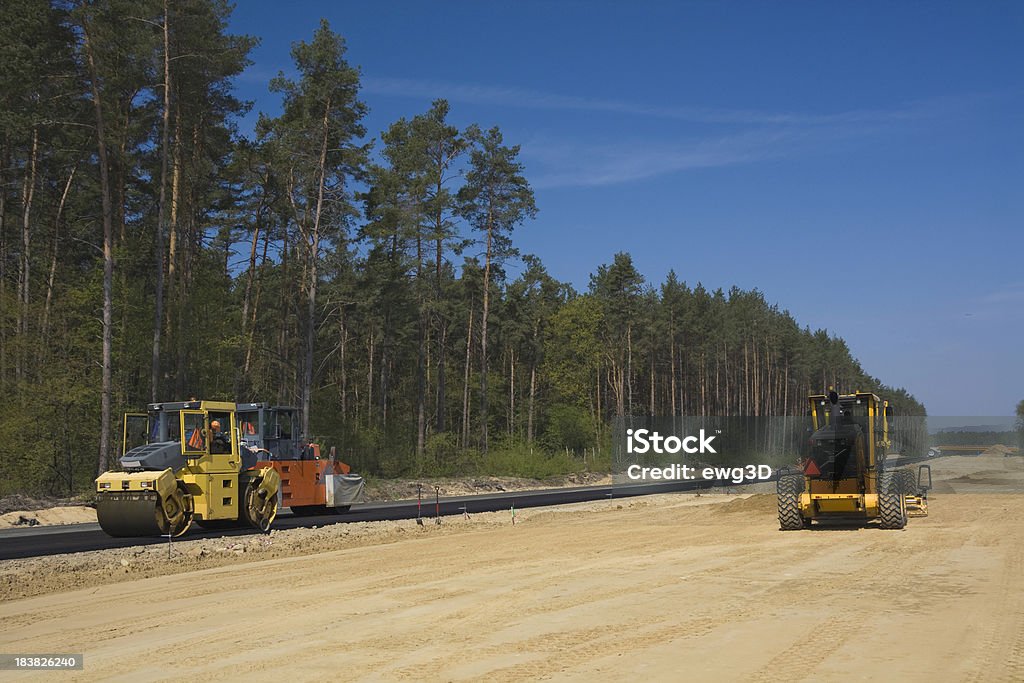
[777,390,930,530]
[95,400,280,537]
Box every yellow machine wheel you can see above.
[243,467,280,532]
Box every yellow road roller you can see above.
[95,400,280,537]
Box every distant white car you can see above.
[927,448,942,458]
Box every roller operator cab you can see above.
[776,390,931,530]
[95,401,280,537]
[235,403,365,516]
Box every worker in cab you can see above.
[210,419,232,454]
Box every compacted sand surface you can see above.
[1,454,1022,681]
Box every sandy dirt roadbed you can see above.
[2,456,1023,681]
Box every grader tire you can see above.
[896,469,917,495]
[777,474,806,531]
[878,472,907,529]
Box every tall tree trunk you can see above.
[339,313,347,416]
[508,348,515,436]
[0,165,6,385]
[366,330,374,429]
[436,321,447,432]
[416,310,426,459]
[612,363,624,418]
[84,21,115,476]
[479,215,492,451]
[415,232,426,461]
[626,324,633,416]
[670,336,677,417]
[714,348,720,413]
[680,349,687,417]
[168,110,183,396]
[242,208,269,375]
[17,127,38,382]
[42,165,76,339]
[743,341,749,415]
[724,344,731,414]
[240,215,261,329]
[115,106,129,246]
[527,364,536,444]
[462,301,474,449]
[434,172,447,434]
[700,353,706,416]
[151,0,171,402]
[649,355,655,416]
[783,360,789,417]
[301,101,331,437]
[165,109,181,324]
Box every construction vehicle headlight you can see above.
[140,481,152,489]
[99,482,111,489]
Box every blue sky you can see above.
[227,1,1023,416]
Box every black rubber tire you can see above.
[896,469,917,495]
[878,472,907,529]
[777,474,806,530]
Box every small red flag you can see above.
[187,427,204,450]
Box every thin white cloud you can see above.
[978,282,1024,305]
[363,76,931,126]
[963,283,1024,323]
[523,126,850,188]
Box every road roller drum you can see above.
[95,468,192,537]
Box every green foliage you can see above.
[542,296,603,404]
[542,404,597,453]
[457,125,538,256]
[476,443,581,480]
